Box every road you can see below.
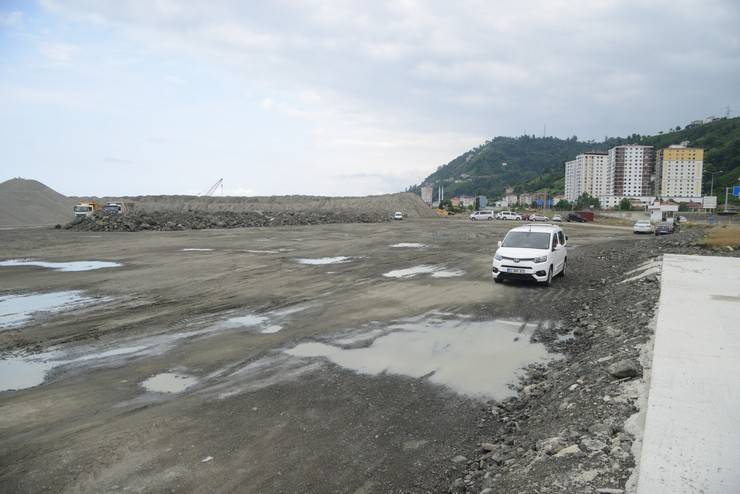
[0,218,634,493]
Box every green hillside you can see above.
[411,117,740,201]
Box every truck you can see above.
[102,202,131,215]
[73,201,101,218]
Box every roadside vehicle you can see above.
[654,222,675,236]
[496,211,522,221]
[633,219,654,234]
[566,213,586,223]
[393,211,403,220]
[552,214,562,222]
[530,214,549,222]
[470,210,494,221]
[492,223,567,286]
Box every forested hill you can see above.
[410,117,740,200]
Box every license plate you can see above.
[506,268,526,273]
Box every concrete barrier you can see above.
[636,254,740,493]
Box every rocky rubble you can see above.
[64,209,390,232]
[438,228,738,494]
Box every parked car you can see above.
[552,214,562,222]
[470,210,494,221]
[530,214,550,222]
[654,222,675,235]
[633,219,654,234]
[566,213,587,223]
[496,211,522,221]
[393,211,403,220]
[492,224,568,286]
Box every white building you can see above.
[564,152,609,202]
[599,195,656,209]
[607,144,654,197]
[656,145,703,199]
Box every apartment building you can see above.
[606,144,654,197]
[564,152,609,201]
[656,145,703,198]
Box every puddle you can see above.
[141,372,198,393]
[286,315,556,399]
[383,265,465,279]
[0,291,97,329]
[0,355,56,392]
[390,243,428,248]
[0,259,122,272]
[246,249,280,254]
[296,256,352,265]
[181,248,214,252]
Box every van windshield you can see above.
[502,232,550,249]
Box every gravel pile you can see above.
[439,229,738,494]
[64,209,390,232]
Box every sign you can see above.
[733,186,740,198]
[703,196,718,209]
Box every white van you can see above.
[495,211,522,221]
[492,224,567,286]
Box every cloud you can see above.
[37,42,78,64]
[1,10,24,26]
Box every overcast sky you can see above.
[1,1,739,196]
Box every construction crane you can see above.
[200,178,223,197]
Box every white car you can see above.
[470,210,494,221]
[552,214,562,222]
[492,224,568,286]
[496,211,522,221]
[393,211,403,220]
[633,219,653,234]
[530,214,550,222]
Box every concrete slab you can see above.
[637,254,740,494]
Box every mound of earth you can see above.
[0,178,76,226]
[75,192,436,219]
[65,209,390,232]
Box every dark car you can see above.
[566,213,586,223]
[654,222,675,236]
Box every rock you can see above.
[451,455,468,464]
[607,359,641,379]
[537,436,568,455]
[480,442,498,452]
[553,444,582,457]
[581,438,607,452]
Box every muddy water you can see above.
[0,354,56,392]
[390,243,428,248]
[0,291,96,329]
[296,256,352,265]
[286,315,556,400]
[382,265,465,279]
[0,259,122,271]
[141,372,198,393]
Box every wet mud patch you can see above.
[295,256,353,265]
[141,372,199,393]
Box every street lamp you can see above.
[706,168,724,196]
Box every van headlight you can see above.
[534,255,548,263]
[494,254,503,261]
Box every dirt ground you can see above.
[1,218,637,493]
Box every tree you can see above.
[439,199,452,210]
[474,196,480,211]
[575,192,601,210]
[554,199,571,210]
[619,198,632,210]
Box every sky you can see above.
[1,0,739,197]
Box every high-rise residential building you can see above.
[607,144,654,197]
[564,152,609,201]
[656,145,703,198]
[420,185,433,205]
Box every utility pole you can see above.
[724,186,730,212]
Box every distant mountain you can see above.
[410,117,740,200]
[0,178,76,226]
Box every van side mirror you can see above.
[497,240,502,248]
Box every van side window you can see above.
[558,231,565,244]
[551,234,558,249]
